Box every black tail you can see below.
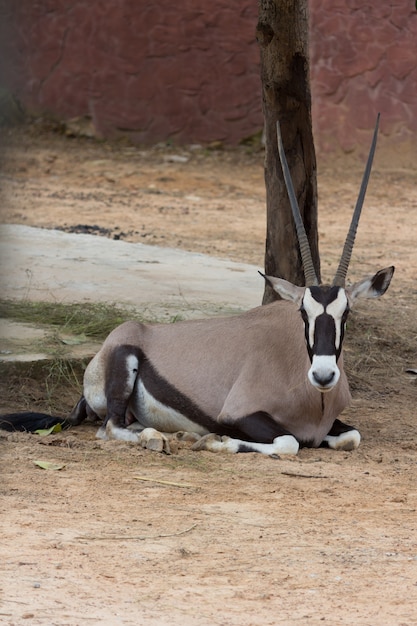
[0,396,92,433]
[0,412,68,433]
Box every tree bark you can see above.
[256,0,319,304]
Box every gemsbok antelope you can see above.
[0,116,394,456]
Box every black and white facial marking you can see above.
[300,286,350,392]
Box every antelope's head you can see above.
[262,115,394,392]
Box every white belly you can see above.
[131,380,209,436]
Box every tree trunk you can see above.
[256,0,319,304]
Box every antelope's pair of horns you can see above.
[276,113,380,287]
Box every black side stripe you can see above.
[134,347,249,439]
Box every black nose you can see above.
[312,371,335,387]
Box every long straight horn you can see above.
[332,113,380,287]
[276,121,319,286]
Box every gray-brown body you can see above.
[83,299,352,452]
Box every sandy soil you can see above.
[1,125,417,626]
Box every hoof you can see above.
[324,429,361,451]
[173,431,202,444]
[272,435,299,455]
[95,426,108,440]
[139,428,171,454]
[191,433,223,452]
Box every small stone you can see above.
[163,154,189,163]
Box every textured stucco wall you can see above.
[1,1,416,155]
[309,0,417,157]
[0,1,262,144]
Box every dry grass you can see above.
[0,358,86,414]
[0,299,157,340]
[344,300,416,396]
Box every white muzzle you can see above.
[308,355,340,391]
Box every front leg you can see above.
[193,411,299,456]
[192,433,299,455]
[321,418,361,451]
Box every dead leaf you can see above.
[35,424,62,436]
[33,460,65,471]
[59,333,88,345]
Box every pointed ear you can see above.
[347,266,395,303]
[259,272,305,305]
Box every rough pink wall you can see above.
[309,0,417,156]
[1,1,416,154]
[1,0,262,145]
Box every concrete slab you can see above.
[0,318,101,363]
[0,319,50,362]
[0,224,264,364]
[0,224,262,313]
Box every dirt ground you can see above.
[1,124,417,626]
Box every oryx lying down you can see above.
[0,117,394,456]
